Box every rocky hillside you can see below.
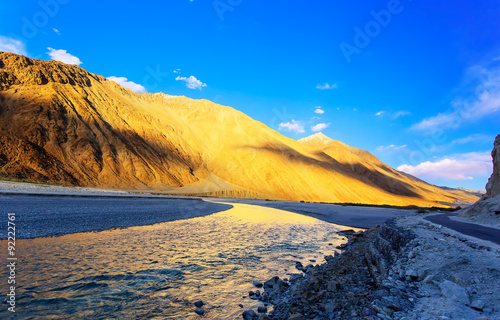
[0,52,478,207]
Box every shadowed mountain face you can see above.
[0,52,477,206]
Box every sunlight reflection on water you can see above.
[0,202,361,319]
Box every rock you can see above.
[353,230,364,237]
[242,309,257,319]
[387,302,403,311]
[194,309,205,316]
[249,290,255,296]
[264,276,279,289]
[324,255,334,263]
[406,269,418,280]
[463,135,500,217]
[308,275,320,287]
[316,289,326,299]
[252,281,263,288]
[417,269,428,281]
[194,300,204,308]
[324,303,335,313]
[377,313,391,320]
[288,313,306,320]
[439,280,469,304]
[484,135,500,199]
[257,306,268,313]
[362,307,376,316]
[289,274,303,283]
[471,300,485,311]
[255,290,261,297]
[239,304,244,308]
[423,274,435,284]
[383,307,395,316]
[408,250,416,259]
[327,280,340,291]
[295,262,304,271]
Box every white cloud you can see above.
[0,36,27,56]
[412,65,500,132]
[316,83,338,90]
[397,151,492,181]
[451,134,492,146]
[392,110,411,119]
[412,112,458,131]
[314,106,325,114]
[47,47,82,65]
[173,68,181,73]
[52,28,60,35]
[376,144,407,151]
[278,120,305,133]
[107,76,147,93]
[375,111,384,116]
[311,123,330,132]
[175,75,207,90]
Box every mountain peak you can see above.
[298,132,332,144]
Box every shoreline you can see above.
[246,214,500,320]
[0,180,423,230]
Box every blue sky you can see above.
[0,0,499,190]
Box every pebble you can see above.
[252,281,263,288]
[242,309,257,318]
[325,303,335,313]
[295,261,304,271]
[194,309,205,316]
[194,300,204,308]
[327,280,340,292]
[257,306,268,313]
[471,300,485,311]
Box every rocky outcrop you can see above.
[462,134,500,219]
[484,135,500,199]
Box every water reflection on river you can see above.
[0,202,360,319]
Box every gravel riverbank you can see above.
[243,214,500,320]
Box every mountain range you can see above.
[0,52,478,207]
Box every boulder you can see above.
[439,280,469,305]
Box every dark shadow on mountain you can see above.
[243,143,422,199]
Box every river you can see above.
[0,199,359,319]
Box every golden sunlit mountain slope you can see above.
[0,52,477,206]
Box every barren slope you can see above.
[0,52,476,206]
